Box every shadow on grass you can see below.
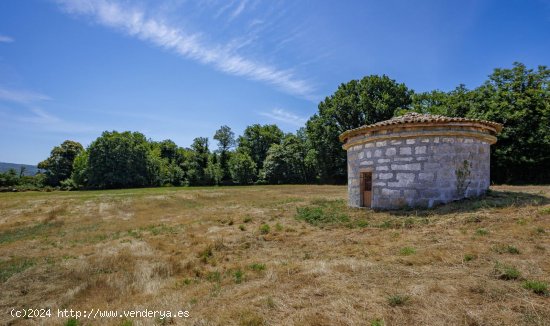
[387,189,550,217]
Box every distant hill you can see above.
[0,162,42,176]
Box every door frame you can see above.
[359,168,373,208]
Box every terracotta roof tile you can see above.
[340,112,503,142]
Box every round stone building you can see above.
[340,112,502,209]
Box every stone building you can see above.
[340,112,502,209]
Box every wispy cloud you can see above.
[56,0,314,99]
[260,108,307,127]
[0,86,94,133]
[229,0,248,20]
[0,87,51,104]
[0,34,14,43]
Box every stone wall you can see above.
[347,135,491,208]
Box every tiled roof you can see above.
[340,112,503,142]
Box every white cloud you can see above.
[0,87,50,104]
[56,0,314,99]
[0,35,14,43]
[229,0,248,20]
[260,108,307,127]
[0,86,94,133]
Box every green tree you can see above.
[407,84,473,117]
[205,153,223,185]
[237,124,284,172]
[213,125,235,183]
[38,140,84,186]
[187,137,210,185]
[261,134,315,184]
[0,169,19,187]
[306,75,412,183]
[229,152,256,185]
[468,63,550,183]
[86,131,154,188]
[70,150,89,187]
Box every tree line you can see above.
[1,62,548,190]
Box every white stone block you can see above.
[378,173,394,180]
[385,148,397,156]
[400,147,412,155]
[415,146,427,154]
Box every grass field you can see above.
[0,185,549,325]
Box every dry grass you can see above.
[0,185,549,325]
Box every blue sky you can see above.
[0,0,549,164]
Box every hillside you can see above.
[0,185,548,325]
[0,162,41,176]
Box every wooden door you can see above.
[360,172,372,207]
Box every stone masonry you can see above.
[340,113,502,209]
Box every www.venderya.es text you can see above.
[10,308,190,320]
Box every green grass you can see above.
[295,199,351,226]
[0,258,35,283]
[522,280,549,296]
[370,319,384,326]
[493,244,520,254]
[475,228,489,236]
[259,224,270,234]
[248,263,266,272]
[234,269,244,284]
[0,222,61,244]
[206,271,221,283]
[494,262,521,280]
[399,247,416,256]
[464,254,476,262]
[64,318,78,326]
[387,294,410,307]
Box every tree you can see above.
[86,131,154,188]
[38,140,84,186]
[213,125,235,183]
[229,152,256,185]
[237,124,284,172]
[70,150,89,187]
[205,154,223,185]
[0,169,19,187]
[407,84,473,117]
[467,63,550,183]
[187,137,210,185]
[261,134,315,184]
[306,75,412,183]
